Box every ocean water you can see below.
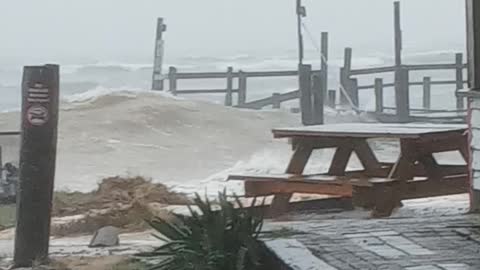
[0,49,466,112]
[0,50,468,195]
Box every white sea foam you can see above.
[0,87,374,196]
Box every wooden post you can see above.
[168,67,177,95]
[393,1,406,122]
[0,146,3,170]
[152,18,167,90]
[327,89,336,108]
[374,78,384,113]
[350,78,359,108]
[321,32,329,103]
[272,93,281,109]
[344,47,352,72]
[14,64,60,268]
[296,0,306,65]
[395,67,410,122]
[455,53,465,109]
[467,0,480,89]
[312,73,324,125]
[225,67,234,106]
[339,67,347,105]
[466,0,480,211]
[299,64,313,125]
[394,1,402,67]
[237,70,247,107]
[423,77,431,110]
[340,48,352,105]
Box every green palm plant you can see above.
[139,191,265,270]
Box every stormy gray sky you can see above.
[0,0,466,64]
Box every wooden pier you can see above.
[341,49,468,123]
[151,1,468,124]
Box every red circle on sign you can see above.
[27,105,49,126]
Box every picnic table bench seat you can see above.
[228,172,469,205]
[228,173,373,197]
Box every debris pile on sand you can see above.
[51,176,190,236]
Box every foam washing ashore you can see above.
[0,88,370,197]
[0,89,292,195]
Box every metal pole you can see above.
[296,0,306,65]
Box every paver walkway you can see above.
[265,195,480,269]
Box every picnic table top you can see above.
[272,123,468,139]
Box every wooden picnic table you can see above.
[229,123,470,217]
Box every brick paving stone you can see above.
[369,230,400,236]
[266,213,480,269]
[405,266,442,270]
[438,263,473,270]
[379,235,435,256]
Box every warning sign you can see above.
[27,84,50,103]
[27,105,49,126]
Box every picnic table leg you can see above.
[270,143,313,215]
[328,143,354,175]
[350,139,385,208]
[418,154,442,180]
[353,139,382,175]
[371,139,417,218]
[459,137,470,163]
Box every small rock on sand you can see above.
[88,226,120,248]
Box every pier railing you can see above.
[340,48,468,123]
[166,67,328,110]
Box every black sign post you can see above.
[14,64,59,267]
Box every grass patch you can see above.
[109,259,149,270]
[0,204,16,229]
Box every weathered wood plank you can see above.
[245,181,353,197]
[237,70,247,106]
[394,67,410,122]
[350,78,359,107]
[168,66,177,95]
[466,0,480,89]
[272,93,281,109]
[327,89,336,108]
[176,89,239,94]
[418,154,442,180]
[321,32,329,103]
[312,73,324,125]
[270,142,313,214]
[394,1,402,67]
[340,48,353,106]
[239,90,299,109]
[174,70,322,79]
[328,144,353,176]
[404,63,462,71]
[401,174,468,199]
[349,66,396,76]
[272,123,467,139]
[225,67,233,106]
[299,64,313,125]
[237,173,468,200]
[228,173,372,185]
[455,53,465,109]
[151,18,166,91]
[353,140,381,173]
[423,77,431,110]
[375,78,384,113]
